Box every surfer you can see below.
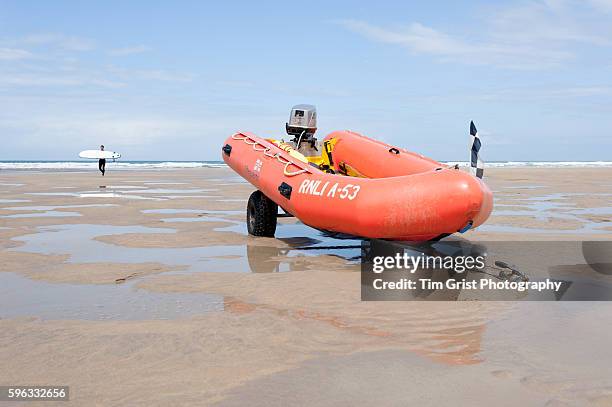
[98,145,106,176]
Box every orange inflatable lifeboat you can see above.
[221,109,492,241]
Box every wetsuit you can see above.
[98,158,106,176]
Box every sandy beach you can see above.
[1,167,611,406]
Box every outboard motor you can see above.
[286,104,318,152]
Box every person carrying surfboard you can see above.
[98,145,106,176]
[78,147,120,172]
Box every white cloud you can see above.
[0,34,193,91]
[108,45,152,56]
[41,117,205,146]
[338,20,470,56]
[589,0,612,12]
[0,59,193,90]
[336,1,612,69]
[488,1,609,45]
[0,47,33,60]
[134,69,194,82]
[0,72,125,88]
[0,115,225,148]
[477,85,612,103]
[21,33,94,51]
[337,19,572,68]
[106,65,195,82]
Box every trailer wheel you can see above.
[247,190,278,237]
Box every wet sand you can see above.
[1,167,611,405]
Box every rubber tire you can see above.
[247,190,278,237]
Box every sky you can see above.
[1,0,611,161]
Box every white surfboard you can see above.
[79,150,121,160]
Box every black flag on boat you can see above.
[470,121,484,179]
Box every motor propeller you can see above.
[470,121,484,179]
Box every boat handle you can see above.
[389,147,400,154]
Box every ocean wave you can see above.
[443,161,612,168]
[0,161,228,170]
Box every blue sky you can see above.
[1,0,611,161]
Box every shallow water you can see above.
[8,223,267,273]
[124,188,213,194]
[160,217,216,223]
[143,209,243,215]
[477,223,609,234]
[9,224,247,272]
[568,207,612,215]
[215,198,248,203]
[493,209,577,222]
[99,185,149,189]
[143,182,189,185]
[164,215,247,234]
[0,199,31,203]
[9,220,363,274]
[27,192,85,196]
[502,185,545,190]
[144,207,365,257]
[122,180,191,185]
[0,273,223,320]
[145,209,246,232]
[78,192,163,200]
[2,211,83,218]
[25,187,217,201]
[143,209,207,214]
[160,195,222,199]
[491,191,611,231]
[2,204,117,211]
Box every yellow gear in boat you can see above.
[337,161,367,178]
[304,138,338,173]
[269,138,339,174]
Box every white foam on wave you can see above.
[445,161,612,168]
[0,161,227,170]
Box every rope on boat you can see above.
[231,133,310,177]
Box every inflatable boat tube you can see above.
[221,131,493,241]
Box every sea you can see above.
[0,161,227,170]
[0,160,611,170]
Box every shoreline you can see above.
[2,161,612,172]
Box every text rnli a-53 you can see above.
[298,179,360,200]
